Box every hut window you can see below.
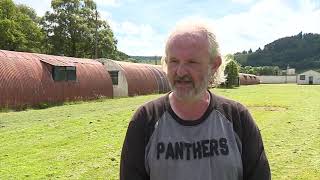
[300,75,305,80]
[52,66,76,81]
[66,66,76,81]
[108,71,119,85]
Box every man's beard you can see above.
[169,67,212,101]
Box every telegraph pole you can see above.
[94,8,98,59]
[285,64,289,83]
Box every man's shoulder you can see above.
[132,94,169,123]
[210,91,253,131]
[139,94,168,112]
[210,92,255,141]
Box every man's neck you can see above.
[169,91,211,121]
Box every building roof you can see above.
[298,70,320,76]
[0,49,113,108]
[98,59,170,96]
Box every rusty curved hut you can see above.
[148,64,171,93]
[97,59,128,97]
[98,59,170,97]
[0,50,113,108]
[239,73,260,85]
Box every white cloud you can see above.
[211,0,320,55]
[118,22,154,35]
[114,0,320,56]
[94,0,121,7]
[14,0,121,16]
[231,0,255,4]
[110,21,166,56]
[13,0,51,16]
[99,10,113,23]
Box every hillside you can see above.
[234,32,320,71]
[128,56,162,64]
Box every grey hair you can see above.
[162,19,226,87]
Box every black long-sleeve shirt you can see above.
[120,91,270,180]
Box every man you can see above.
[120,21,270,180]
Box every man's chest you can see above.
[145,111,243,180]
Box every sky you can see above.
[13,0,320,56]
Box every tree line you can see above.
[234,32,320,72]
[0,0,128,60]
[219,31,320,88]
[240,66,281,76]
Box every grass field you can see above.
[1,84,319,179]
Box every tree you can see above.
[16,4,39,23]
[238,32,320,71]
[224,55,239,88]
[41,0,118,58]
[0,0,44,52]
[256,47,262,52]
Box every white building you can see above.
[259,76,297,84]
[297,70,320,85]
[287,68,295,75]
[281,68,295,75]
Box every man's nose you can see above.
[176,64,188,77]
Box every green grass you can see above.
[1,84,319,179]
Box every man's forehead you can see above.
[167,29,208,51]
[168,28,207,43]
[165,30,210,61]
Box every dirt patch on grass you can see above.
[248,105,288,111]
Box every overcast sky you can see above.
[13,0,320,56]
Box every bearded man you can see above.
[120,21,270,180]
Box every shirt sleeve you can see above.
[120,106,150,180]
[240,109,271,180]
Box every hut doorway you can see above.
[309,76,313,85]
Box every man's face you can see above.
[166,31,214,101]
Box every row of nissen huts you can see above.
[0,50,259,109]
[239,73,260,85]
[0,50,170,108]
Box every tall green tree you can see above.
[224,55,239,88]
[16,4,39,23]
[42,0,118,59]
[0,0,44,52]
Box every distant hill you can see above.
[128,56,162,65]
[108,53,162,64]
[117,51,130,60]
[234,32,320,71]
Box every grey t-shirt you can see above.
[120,91,270,180]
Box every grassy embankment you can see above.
[1,84,319,179]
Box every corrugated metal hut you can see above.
[97,59,128,97]
[0,50,113,108]
[148,64,171,93]
[98,59,170,97]
[239,73,260,85]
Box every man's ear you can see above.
[211,56,222,72]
